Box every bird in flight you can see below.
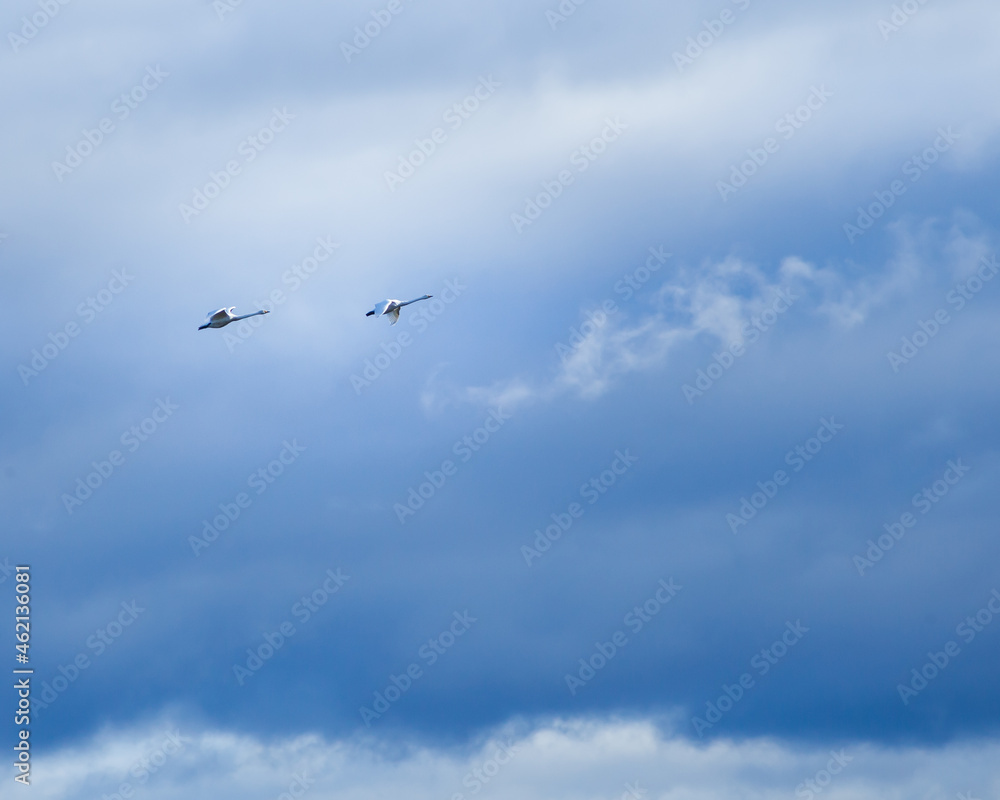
[198,307,269,330]
[366,295,432,325]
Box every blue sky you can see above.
[3,0,1000,797]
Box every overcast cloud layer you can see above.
[3,0,1000,796]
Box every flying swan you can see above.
[366,295,432,325]
[198,307,269,330]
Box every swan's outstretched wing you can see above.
[388,308,400,325]
[207,308,232,323]
[373,300,392,318]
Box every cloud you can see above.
[429,257,847,408]
[28,716,1000,800]
[426,254,797,408]
[429,217,999,410]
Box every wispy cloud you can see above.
[429,221,995,411]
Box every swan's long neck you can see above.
[233,310,266,322]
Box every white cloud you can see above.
[28,716,1000,800]
[431,218,997,411]
[545,255,801,400]
[427,254,816,408]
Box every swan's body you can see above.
[198,307,269,330]
[366,295,432,325]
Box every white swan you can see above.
[366,295,432,325]
[198,307,269,330]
